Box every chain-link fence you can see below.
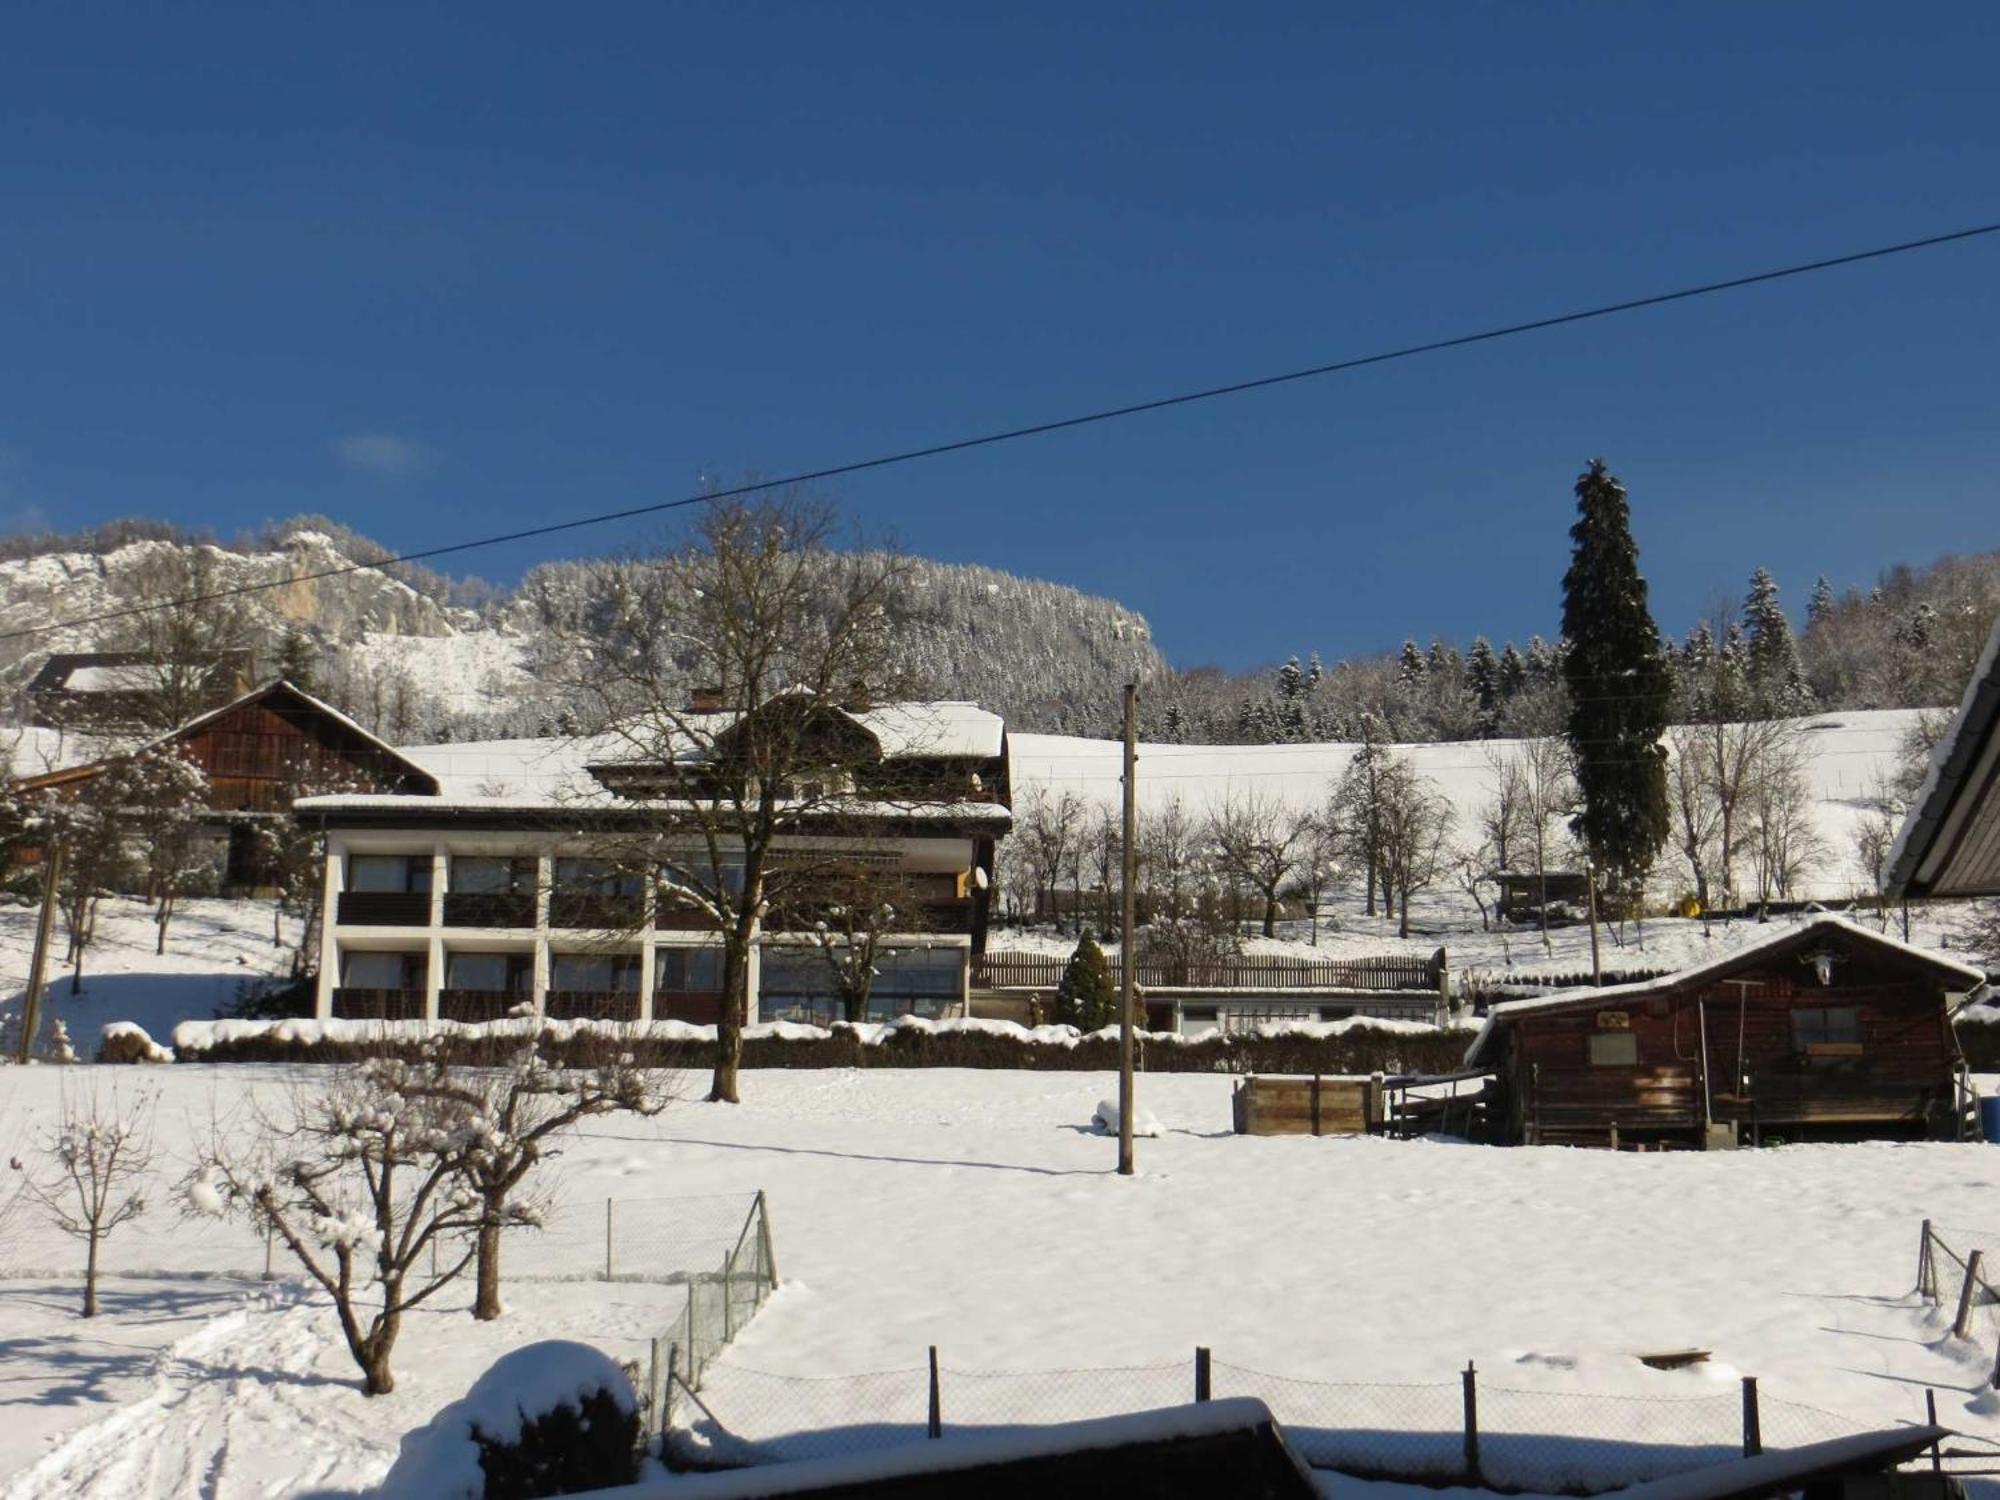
[661,1346,1886,1491]
[1917,1219,2000,1383]
[644,1191,779,1442]
[0,1188,766,1290]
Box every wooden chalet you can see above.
[1464,917,1989,1148]
[1888,615,2000,900]
[17,679,439,891]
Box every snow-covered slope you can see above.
[1011,709,1922,901]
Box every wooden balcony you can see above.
[442,891,537,928]
[330,988,427,1021]
[336,891,432,927]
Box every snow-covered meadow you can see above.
[4,1063,2000,1497]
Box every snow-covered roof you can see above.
[61,663,162,693]
[850,701,1005,760]
[1886,614,2000,899]
[292,791,1012,825]
[7,723,134,780]
[1462,915,1988,1066]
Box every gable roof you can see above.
[1463,915,1987,1066]
[1886,615,2000,899]
[15,679,441,796]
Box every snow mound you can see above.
[1092,1097,1163,1138]
[374,1339,635,1500]
[97,1022,174,1063]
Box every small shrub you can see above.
[475,1383,639,1499]
[96,1024,174,1065]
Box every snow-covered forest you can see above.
[2,517,1995,747]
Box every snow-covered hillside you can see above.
[1011,709,1923,902]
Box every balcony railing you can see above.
[547,893,644,930]
[653,990,724,1025]
[330,988,427,1021]
[543,990,643,1023]
[442,891,537,928]
[336,891,432,927]
[436,989,535,1024]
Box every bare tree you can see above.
[1208,791,1309,938]
[1329,715,1395,917]
[1665,724,1723,910]
[797,855,933,1023]
[1376,758,1453,939]
[97,748,211,955]
[446,1044,669,1322]
[1516,736,1579,945]
[1454,840,1495,931]
[1015,785,1085,931]
[189,1060,486,1394]
[23,777,132,995]
[569,492,913,1104]
[1478,748,1529,874]
[1746,739,1827,904]
[109,547,258,732]
[24,1083,155,1317]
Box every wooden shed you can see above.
[1464,918,1989,1148]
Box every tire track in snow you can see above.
[0,1289,337,1500]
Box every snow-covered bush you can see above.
[97,1022,174,1065]
[376,1341,639,1499]
[1092,1096,1163,1138]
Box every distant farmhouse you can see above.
[25,649,254,731]
[1464,917,1987,1148]
[295,695,1012,1027]
[15,678,437,892]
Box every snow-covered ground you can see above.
[4,1065,2000,1497]
[0,897,302,1053]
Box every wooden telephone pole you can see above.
[15,842,62,1064]
[1118,683,1138,1177]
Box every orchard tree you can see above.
[1207,791,1309,938]
[24,1083,155,1317]
[1560,459,1670,903]
[96,748,211,955]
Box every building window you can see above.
[445,952,534,994]
[553,859,644,898]
[1318,1005,1355,1022]
[659,853,745,900]
[657,947,723,993]
[551,953,642,994]
[349,854,432,894]
[450,856,536,895]
[1588,1032,1639,1067]
[342,951,427,991]
[1792,1006,1861,1049]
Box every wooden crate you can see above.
[1232,1074,1384,1136]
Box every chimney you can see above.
[688,686,725,713]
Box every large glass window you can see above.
[551,953,642,993]
[757,945,963,1024]
[450,856,535,895]
[656,948,723,993]
[869,947,965,998]
[348,855,432,894]
[659,852,745,899]
[553,859,644,897]
[445,952,534,993]
[342,951,427,990]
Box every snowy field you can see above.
[5,1064,2000,1496]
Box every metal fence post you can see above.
[756,1189,779,1288]
[664,1342,680,1436]
[647,1337,662,1438]
[1462,1361,1480,1481]
[1741,1376,1761,1457]
[685,1280,698,1389]
[722,1251,735,1341]
[1928,1390,1942,1473]
[1955,1250,1985,1339]
[263,1224,275,1282]
[1195,1347,1211,1402]
[605,1199,615,1282]
[1919,1218,1936,1300]
[928,1346,942,1439]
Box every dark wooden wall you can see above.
[183,697,431,813]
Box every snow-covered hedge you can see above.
[157,1011,1473,1076]
[96,1022,175,1064]
[375,1340,639,1499]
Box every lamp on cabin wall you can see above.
[1800,942,1844,987]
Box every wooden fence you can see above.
[973,950,1444,993]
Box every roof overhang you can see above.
[1887,616,2000,899]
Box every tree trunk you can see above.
[474,1219,503,1321]
[1261,891,1277,939]
[710,941,747,1104]
[83,1229,100,1318]
[1397,887,1412,940]
[155,895,172,956]
[361,1338,397,1395]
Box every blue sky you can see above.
[3,3,1996,671]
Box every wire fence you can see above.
[644,1191,779,1439]
[0,1189,765,1290]
[661,1346,1881,1491]
[1917,1218,2000,1384]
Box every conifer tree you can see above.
[1806,575,1835,627]
[1397,640,1427,686]
[1053,928,1120,1031]
[1466,637,1500,734]
[1276,655,1305,704]
[275,628,320,692]
[1497,642,1527,700]
[1741,568,1813,714]
[1560,459,1670,896]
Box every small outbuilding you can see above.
[1464,917,1989,1148]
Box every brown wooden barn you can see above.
[1464,918,1990,1148]
[16,679,438,892]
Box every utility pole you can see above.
[16,842,62,1064]
[1584,858,1602,987]
[1118,683,1138,1177]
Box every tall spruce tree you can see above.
[1741,567,1812,714]
[1465,637,1500,735]
[1560,459,1671,895]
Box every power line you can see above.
[11,216,1999,647]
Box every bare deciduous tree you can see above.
[1208,791,1310,938]
[108,547,258,733]
[189,1060,486,1393]
[1376,758,1453,939]
[1746,739,1828,904]
[24,1084,155,1317]
[1015,785,1085,931]
[568,492,914,1103]
[797,855,933,1024]
[1516,736,1579,946]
